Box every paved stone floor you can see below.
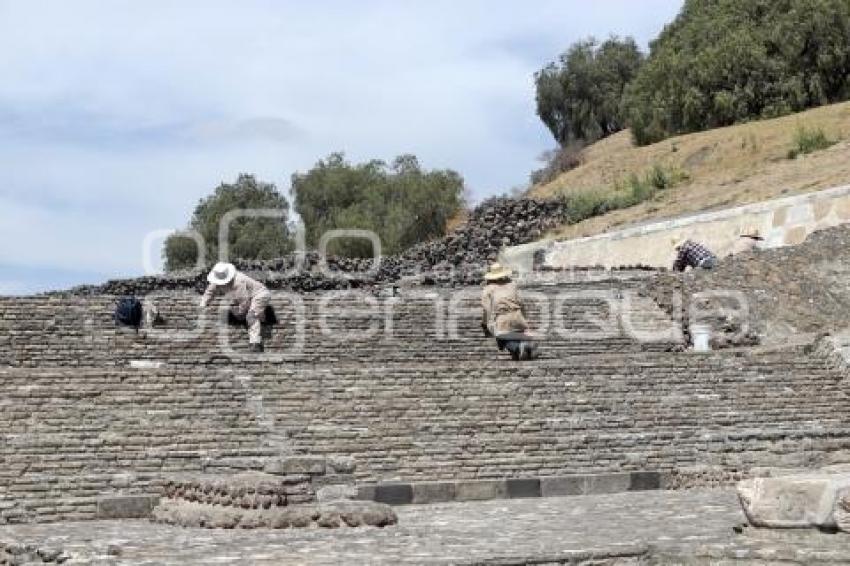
[2,489,850,565]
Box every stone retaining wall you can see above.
[502,184,850,271]
[0,350,846,523]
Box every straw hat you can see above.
[671,237,687,250]
[739,227,763,239]
[484,262,513,282]
[207,262,237,286]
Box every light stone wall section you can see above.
[501,184,850,270]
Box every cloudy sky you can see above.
[0,0,683,294]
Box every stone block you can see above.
[455,480,508,502]
[540,476,586,497]
[355,485,376,501]
[264,457,326,476]
[737,471,850,529]
[97,495,159,519]
[629,471,661,491]
[784,226,809,246]
[327,456,356,475]
[506,478,540,499]
[373,483,413,505]
[412,482,456,504]
[585,473,631,495]
[316,485,357,502]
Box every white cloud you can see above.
[0,0,684,290]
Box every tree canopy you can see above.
[535,37,644,145]
[291,153,464,258]
[163,174,293,271]
[623,0,850,145]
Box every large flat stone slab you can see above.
[737,471,850,529]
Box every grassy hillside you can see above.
[529,101,850,240]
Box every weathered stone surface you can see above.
[316,485,357,502]
[162,472,315,508]
[412,482,456,504]
[0,489,755,565]
[264,456,326,476]
[737,471,850,529]
[455,480,508,502]
[835,489,850,533]
[150,498,397,529]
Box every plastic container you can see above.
[690,324,712,352]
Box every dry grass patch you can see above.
[530,101,850,240]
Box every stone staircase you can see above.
[0,277,682,368]
[0,349,847,523]
[0,272,846,524]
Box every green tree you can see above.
[623,0,850,145]
[163,174,293,271]
[292,153,464,257]
[535,36,644,145]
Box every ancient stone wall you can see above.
[1,273,847,524]
[0,276,681,368]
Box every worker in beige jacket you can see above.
[481,263,529,337]
[200,262,271,352]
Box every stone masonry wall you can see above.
[0,278,682,368]
[1,349,847,523]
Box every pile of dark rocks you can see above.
[59,197,568,296]
[400,197,568,267]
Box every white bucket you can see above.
[690,324,712,352]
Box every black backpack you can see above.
[114,297,143,331]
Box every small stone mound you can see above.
[151,499,397,530]
[0,541,69,564]
[154,471,396,529]
[162,471,315,508]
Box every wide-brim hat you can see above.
[739,227,762,239]
[484,262,513,281]
[207,262,236,286]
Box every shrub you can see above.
[530,142,585,185]
[787,126,836,159]
[563,165,687,224]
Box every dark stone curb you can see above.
[359,471,662,506]
[97,495,160,519]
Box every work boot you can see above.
[249,343,264,353]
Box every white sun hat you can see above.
[740,226,762,239]
[207,262,237,286]
[484,262,513,282]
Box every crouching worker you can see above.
[200,262,271,352]
[672,238,717,272]
[481,263,539,361]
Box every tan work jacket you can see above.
[200,272,270,314]
[481,281,529,336]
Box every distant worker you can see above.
[200,262,271,352]
[481,263,538,360]
[672,238,717,272]
[729,227,764,256]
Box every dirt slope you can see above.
[530,102,850,240]
[644,224,850,348]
